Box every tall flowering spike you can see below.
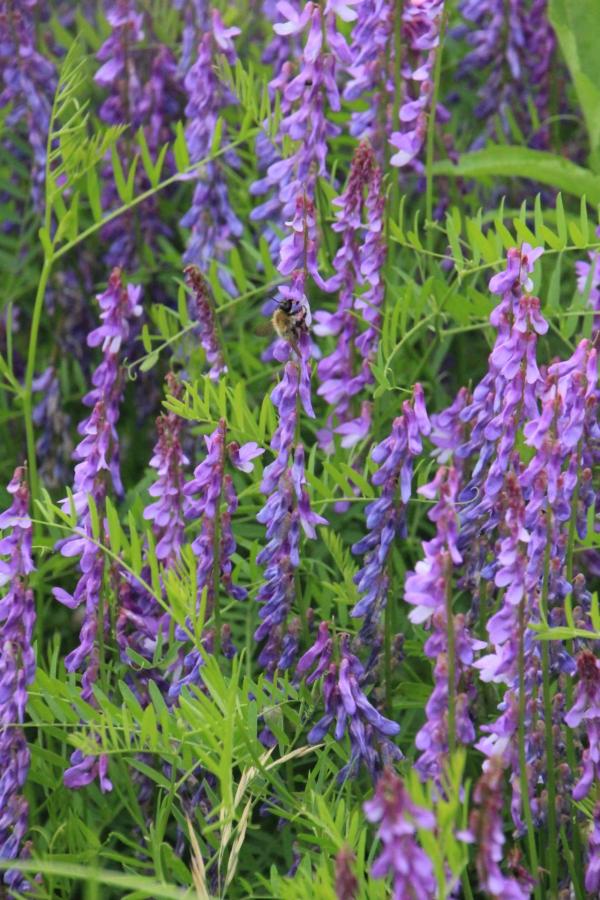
[181,10,242,289]
[457,0,554,149]
[301,630,400,780]
[95,0,182,268]
[255,357,327,670]
[363,768,436,897]
[467,757,533,900]
[389,0,445,169]
[116,376,188,681]
[0,0,56,208]
[351,384,431,632]
[432,244,546,551]
[52,269,141,792]
[344,0,393,150]
[251,0,357,242]
[170,420,262,697]
[143,375,188,567]
[0,467,35,894]
[314,142,386,451]
[174,0,208,75]
[406,465,484,782]
[575,229,600,340]
[565,651,600,803]
[184,264,227,380]
[587,804,600,896]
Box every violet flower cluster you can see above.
[457,0,554,149]
[344,0,393,149]
[0,467,35,895]
[363,768,436,899]
[251,0,357,239]
[406,465,484,783]
[575,229,600,340]
[52,268,141,791]
[0,0,56,208]
[170,419,262,697]
[351,384,430,633]
[566,651,600,893]
[255,359,326,670]
[466,756,533,899]
[314,142,386,452]
[180,10,242,289]
[389,0,445,169]
[116,376,188,681]
[298,626,400,780]
[95,0,181,267]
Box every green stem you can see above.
[425,6,448,248]
[23,256,53,503]
[445,563,456,754]
[517,598,541,899]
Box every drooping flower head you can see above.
[300,628,400,780]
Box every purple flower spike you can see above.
[315,143,386,450]
[170,419,261,697]
[389,0,445,169]
[143,377,188,567]
[344,0,393,149]
[457,0,554,149]
[53,269,141,791]
[467,757,534,900]
[184,264,227,380]
[352,384,430,632]
[256,345,326,669]
[251,0,352,244]
[587,804,600,895]
[364,768,436,899]
[181,10,242,289]
[565,651,600,803]
[0,0,56,209]
[95,1,182,268]
[0,467,36,894]
[406,465,484,782]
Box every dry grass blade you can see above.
[186,816,210,900]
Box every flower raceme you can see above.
[170,419,263,697]
[363,768,436,899]
[0,467,36,895]
[52,269,141,792]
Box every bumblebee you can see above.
[271,298,307,357]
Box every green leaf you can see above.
[433,146,600,203]
[549,0,600,158]
[173,120,190,172]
